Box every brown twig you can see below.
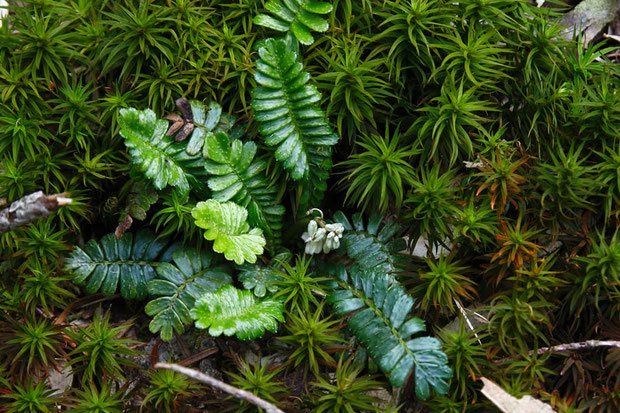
[155,362,286,413]
[178,346,219,367]
[0,191,72,234]
[494,340,620,364]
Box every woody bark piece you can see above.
[480,377,556,413]
[0,191,72,234]
[0,1,7,27]
[559,0,620,43]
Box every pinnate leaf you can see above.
[145,249,232,341]
[254,0,333,45]
[119,108,191,194]
[190,284,284,340]
[65,230,175,300]
[191,200,266,265]
[324,263,452,398]
[203,131,285,243]
[252,35,338,181]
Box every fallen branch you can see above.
[155,362,286,413]
[0,191,72,234]
[495,340,620,364]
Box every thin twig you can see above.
[454,298,482,345]
[0,191,72,234]
[494,340,620,364]
[177,346,219,367]
[155,362,286,413]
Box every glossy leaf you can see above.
[238,264,282,297]
[204,131,285,243]
[252,35,337,181]
[145,249,232,341]
[254,0,333,45]
[190,284,284,340]
[332,211,407,276]
[191,200,266,265]
[184,101,225,156]
[65,230,176,300]
[119,108,209,196]
[324,263,452,398]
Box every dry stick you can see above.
[155,362,286,413]
[494,340,620,364]
[0,191,72,234]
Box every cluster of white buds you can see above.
[301,209,344,255]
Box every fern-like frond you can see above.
[145,249,232,341]
[118,107,209,196]
[252,35,338,181]
[204,131,285,243]
[65,230,176,300]
[191,200,266,265]
[190,284,284,340]
[332,211,407,275]
[255,0,333,45]
[324,264,452,398]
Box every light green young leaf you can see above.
[191,200,266,265]
[190,284,284,340]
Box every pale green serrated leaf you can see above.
[190,285,284,340]
[191,200,266,265]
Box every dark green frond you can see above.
[255,0,333,45]
[252,35,338,181]
[324,263,452,398]
[332,211,407,276]
[204,131,285,244]
[65,230,176,300]
[145,249,232,341]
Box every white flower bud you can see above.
[332,236,340,250]
[313,227,326,242]
[307,219,318,236]
[301,214,346,255]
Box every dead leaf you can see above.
[175,122,194,142]
[175,97,193,122]
[47,359,73,395]
[115,214,133,239]
[164,113,185,136]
